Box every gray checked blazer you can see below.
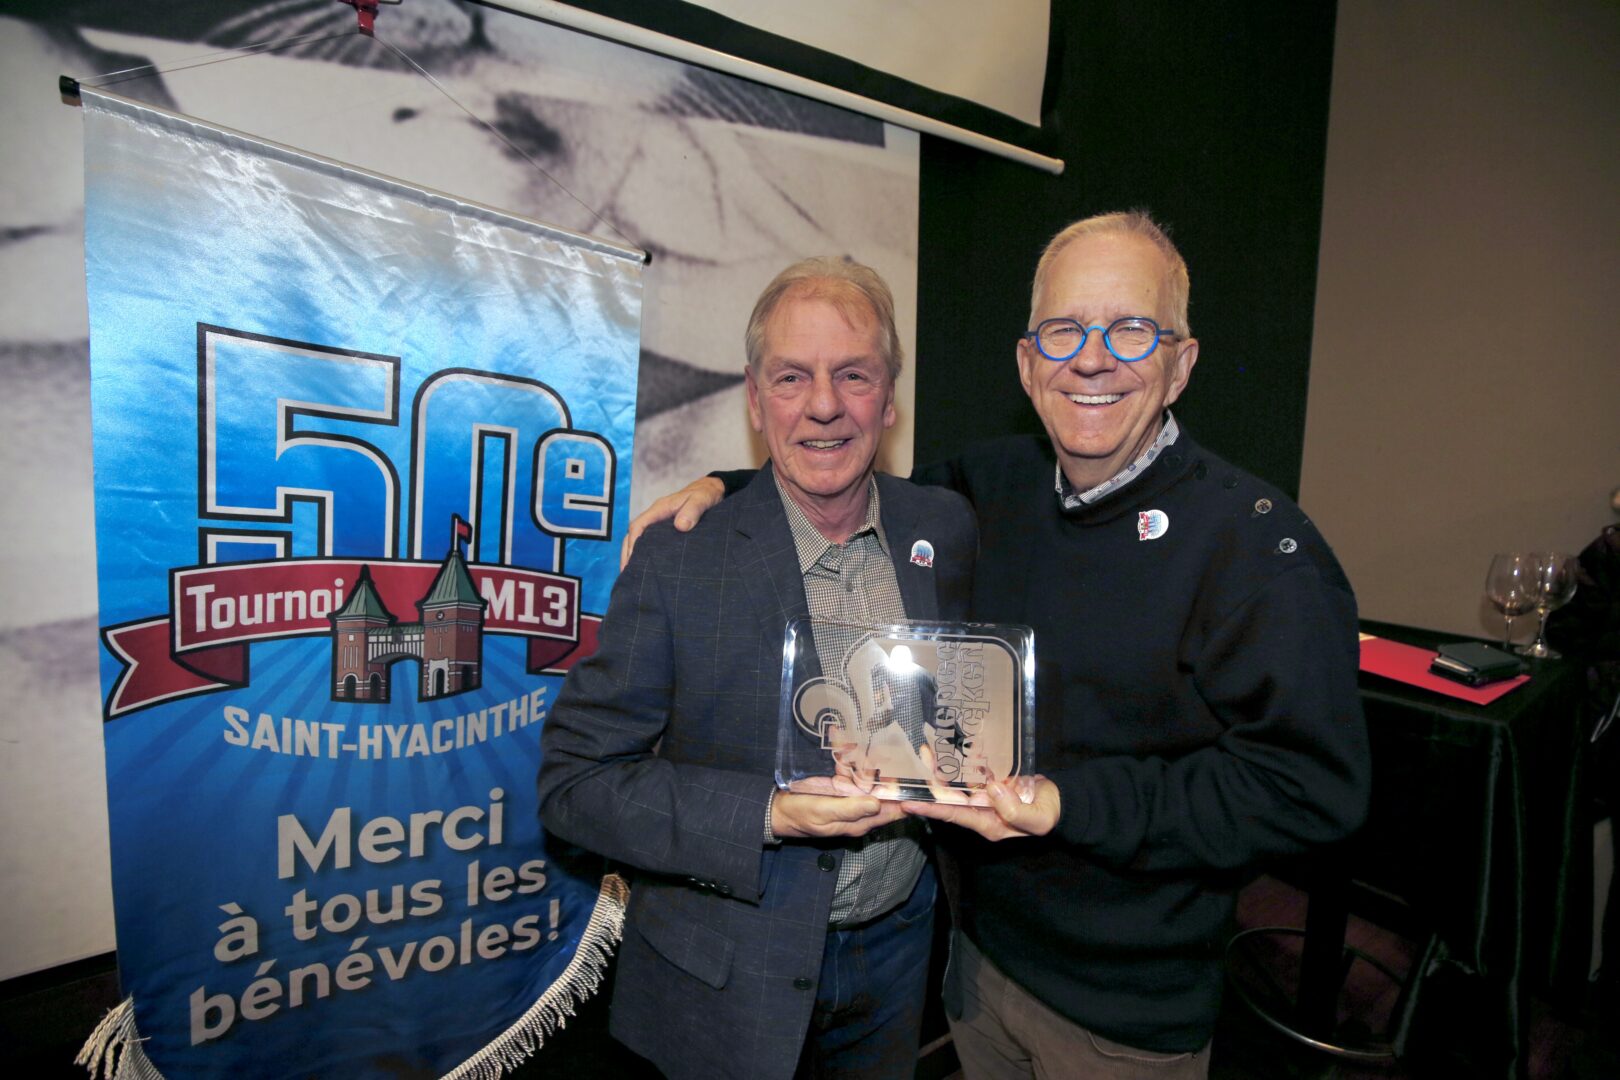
[539,465,976,1080]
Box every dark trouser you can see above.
[796,861,938,1080]
[946,931,1211,1080]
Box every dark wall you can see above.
[915,1,1338,499]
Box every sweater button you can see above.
[817,853,837,872]
[794,976,813,990]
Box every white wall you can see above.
[1301,0,1620,636]
[0,23,115,981]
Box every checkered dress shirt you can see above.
[774,475,926,926]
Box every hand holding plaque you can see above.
[778,618,1036,803]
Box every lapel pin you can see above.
[1137,509,1169,541]
[909,540,935,568]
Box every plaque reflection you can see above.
[779,619,1035,803]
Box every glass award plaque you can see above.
[777,618,1035,803]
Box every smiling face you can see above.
[1017,231,1199,491]
[746,291,896,539]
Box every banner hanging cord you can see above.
[59,6,648,263]
[64,29,355,93]
[362,33,643,256]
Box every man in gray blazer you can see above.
[539,256,976,1080]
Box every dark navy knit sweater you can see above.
[915,431,1369,1052]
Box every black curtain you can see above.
[916,1,1338,498]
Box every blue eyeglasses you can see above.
[1022,316,1180,363]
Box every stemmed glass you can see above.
[1516,552,1577,659]
[1484,554,1536,650]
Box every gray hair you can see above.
[1030,210,1191,337]
[745,256,902,382]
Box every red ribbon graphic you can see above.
[102,558,599,719]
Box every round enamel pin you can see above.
[1137,509,1169,541]
[909,539,935,568]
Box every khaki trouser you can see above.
[947,932,1212,1080]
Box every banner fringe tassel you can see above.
[440,871,629,1080]
[75,997,163,1080]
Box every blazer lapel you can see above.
[880,477,940,623]
[730,467,811,648]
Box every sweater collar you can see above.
[1055,412,1181,509]
[1052,421,1199,525]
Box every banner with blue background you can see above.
[79,86,640,1078]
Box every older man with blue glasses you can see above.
[627,211,1370,1078]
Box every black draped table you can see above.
[1344,620,1592,1077]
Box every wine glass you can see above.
[1484,553,1536,649]
[1517,552,1578,659]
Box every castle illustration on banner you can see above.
[330,536,487,705]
